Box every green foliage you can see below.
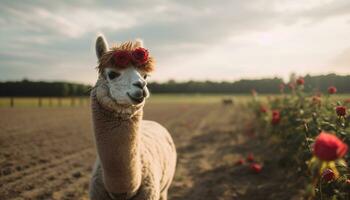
[251,83,350,199]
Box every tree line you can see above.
[149,74,350,94]
[0,79,91,97]
[0,73,349,97]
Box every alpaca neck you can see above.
[91,94,142,195]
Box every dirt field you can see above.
[0,102,303,200]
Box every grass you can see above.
[0,94,243,108]
[148,94,252,103]
[0,94,349,108]
[0,97,89,108]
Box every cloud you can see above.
[0,0,350,83]
[0,5,137,38]
[330,47,350,69]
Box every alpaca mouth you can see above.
[127,92,144,104]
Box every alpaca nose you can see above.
[132,80,146,89]
[132,90,144,99]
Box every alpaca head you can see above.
[94,34,155,115]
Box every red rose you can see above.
[322,169,335,182]
[260,106,268,113]
[246,153,254,162]
[313,132,348,161]
[235,158,244,165]
[113,50,131,67]
[296,77,305,85]
[132,47,149,65]
[271,110,281,125]
[250,163,262,173]
[336,106,347,116]
[328,86,337,94]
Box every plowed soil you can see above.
[0,102,303,200]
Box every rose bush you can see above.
[250,78,350,199]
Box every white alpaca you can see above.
[89,34,177,200]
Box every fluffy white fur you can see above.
[89,34,177,200]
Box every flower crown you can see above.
[98,42,155,73]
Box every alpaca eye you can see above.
[108,71,120,80]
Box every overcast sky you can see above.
[1,0,350,84]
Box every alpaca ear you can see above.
[96,34,109,61]
[134,38,144,48]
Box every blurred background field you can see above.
[0,97,89,108]
[1,94,350,108]
[0,94,246,107]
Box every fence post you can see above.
[10,97,14,108]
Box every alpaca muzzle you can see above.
[127,91,145,104]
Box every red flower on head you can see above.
[271,110,281,125]
[313,132,348,161]
[296,77,305,85]
[336,106,347,116]
[322,169,335,182]
[113,50,131,67]
[132,47,149,65]
[250,163,262,173]
[328,86,337,94]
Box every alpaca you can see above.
[89,34,177,200]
